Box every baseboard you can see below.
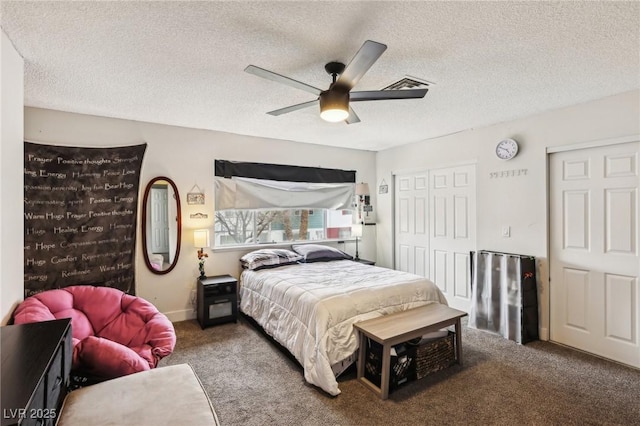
[539,327,549,341]
[165,309,196,323]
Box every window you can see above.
[214,209,353,247]
[213,160,357,247]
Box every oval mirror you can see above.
[142,177,181,274]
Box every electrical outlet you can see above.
[501,226,511,238]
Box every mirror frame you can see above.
[141,176,182,275]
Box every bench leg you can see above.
[455,318,463,366]
[380,344,392,400]
[357,332,366,380]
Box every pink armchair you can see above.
[13,285,176,380]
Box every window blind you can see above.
[214,160,356,211]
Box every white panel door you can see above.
[394,173,429,276]
[429,164,476,312]
[550,141,639,367]
[150,187,170,254]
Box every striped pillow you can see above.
[291,244,353,262]
[240,249,303,270]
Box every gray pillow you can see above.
[291,244,353,263]
[240,249,303,270]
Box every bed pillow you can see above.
[291,244,353,263]
[240,249,303,270]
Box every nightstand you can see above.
[197,275,238,329]
[354,258,375,266]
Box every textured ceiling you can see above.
[2,1,639,151]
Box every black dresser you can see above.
[1,318,72,426]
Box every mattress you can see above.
[239,260,447,396]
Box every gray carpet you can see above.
[160,317,640,426]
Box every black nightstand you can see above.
[197,275,238,329]
[354,258,375,266]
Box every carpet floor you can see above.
[160,317,640,426]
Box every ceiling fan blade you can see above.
[245,65,322,95]
[335,40,387,90]
[266,99,318,116]
[345,107,360,124]
[350,88,428,102]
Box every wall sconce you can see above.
[351,223,363,261]
[193,229,210,279]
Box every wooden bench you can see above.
[354,303,467,399]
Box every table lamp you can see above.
[351,224,363,261]
[194,229,210,279]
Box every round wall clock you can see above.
[495,138,519,160]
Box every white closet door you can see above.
[150,187,170,254]
[550,141,639,367]
[394,173,429,276]
[429,164,476,312]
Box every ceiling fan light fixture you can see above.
[249,40,423,124]
[319,90,349,122]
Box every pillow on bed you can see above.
[291,244,353,263]
[240,249,303,270]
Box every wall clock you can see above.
[495,138,519,160]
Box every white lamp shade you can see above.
[193,229,210,248]
[355,182,370,196]
[351,224,363,238]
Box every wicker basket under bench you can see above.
[414,331,456,379]
[354,304,467,399]
[364,331,457,391]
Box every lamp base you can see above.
[198,261,206,280]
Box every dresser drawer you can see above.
[22,380,45,426]
[61,333,72,391]
[46,345,64,412]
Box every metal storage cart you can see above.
[469,250,539,344]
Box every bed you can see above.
[239,246,447,396]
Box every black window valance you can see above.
[215,160,356,183]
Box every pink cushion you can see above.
[13,289,95,340]
[130,344,155,368]
[76,336,150,377]
[13,285,176,378]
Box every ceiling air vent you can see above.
[382,76,433,91]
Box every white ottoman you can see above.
[57,364,219,425]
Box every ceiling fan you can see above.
[245,40,428,124]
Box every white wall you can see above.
[24,107,377,321]
[376,89,640,340]
[0,30,24,324]
[20,90,639,331]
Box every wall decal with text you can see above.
[23,142,147,297]
[489,168,528,179]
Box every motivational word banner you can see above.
[24,142,147,296]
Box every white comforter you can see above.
[239,260,447,396]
